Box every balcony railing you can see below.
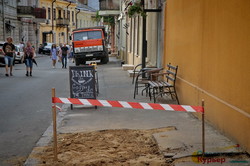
[56,18,70,26]
[17,6,46,19]
[17,6,34,15]
[99,0,119,10]
[34,8,46,19]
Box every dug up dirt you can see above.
[30,127,176,166]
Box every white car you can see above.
[15,45,24,63]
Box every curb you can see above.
[24,105,68,166]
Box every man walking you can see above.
[3,37,15,76]
[61,43,69,69]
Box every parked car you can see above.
[14,45,24,63]
[39,42,53,54]
[0,41,16,65]
[38,44,43,54]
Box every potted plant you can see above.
[128,2,146,18]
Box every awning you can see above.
[5,21,15,28]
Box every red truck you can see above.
[71,26,109,65]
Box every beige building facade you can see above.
[124,0,163,68]
[76,7,98,29]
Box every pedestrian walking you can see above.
[50,44,58,68]
[58,43,62,63]
[2,37,15,77]
[61,43,69,68]
[69,45,74,63]
[23,41,35,76]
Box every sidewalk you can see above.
[25,57,249,165]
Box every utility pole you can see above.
[66,1,72,44]
[141,0,147,69]
[52,0,56,43]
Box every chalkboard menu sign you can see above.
[69,66,96,99]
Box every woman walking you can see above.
[23,41,35,76]
[50,44,58,68]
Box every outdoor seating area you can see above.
[130,63,179,104]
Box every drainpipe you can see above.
[2,0,5,40]
[141,0,147,69]
[52,0,56,43]
[66,2,72,44]
[76,8,80,28]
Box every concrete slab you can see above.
[127,69,139,77]
[122,64,134,70]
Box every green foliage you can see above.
[103,16,115,25]
[94,11,102,22]
[94,11,115,25]
[128,2,146,18]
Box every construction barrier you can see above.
[51,88,205,161]
[53,97,204,113]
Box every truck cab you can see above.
[71,26,109,65]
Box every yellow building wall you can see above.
[164,0,250,153]
[39,0,76,45]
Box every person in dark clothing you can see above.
[2,37,15,76]
[24,41,35,76]
[61,43,69,68]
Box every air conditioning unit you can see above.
[46,19,50,24]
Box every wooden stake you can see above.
[52,88,58,161]
[202,99,205,156]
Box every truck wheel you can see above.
[75,58,86,66]
[75,58,81,66]
[101,56,109,64]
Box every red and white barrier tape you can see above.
[52,105,63,111]
[52,97,204,113]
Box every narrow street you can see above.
[1,56,248,165]
[0,55,73,165]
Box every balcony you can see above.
[34,8,46,19]
[17,6,46,18]
[17,6,34,15]
[56,18,70,27]
[99,0,120,16]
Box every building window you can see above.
[48,8,51,19]
[53,8,56,20]
[63,10,66,19]
[67,11,70,21]
[58,10,62,19]
[72,11,74,23]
